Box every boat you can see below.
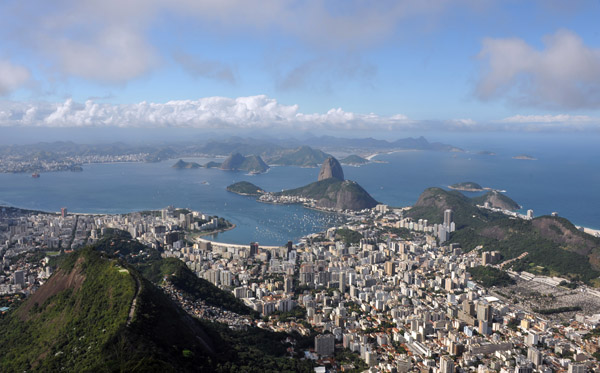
[31,173,40,178]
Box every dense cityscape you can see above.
[2,200,600,372]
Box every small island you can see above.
[339,154,369,166]
[220,153,269,174]
[172,159,201,169]
[448,181,484,192]
[477,150,496,156]
[204,161,222,168]
[226,181,265,196]
[513,154,537,160]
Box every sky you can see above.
[1,0,600,134]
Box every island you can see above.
[448,181,484,192]
[266,146,330,167]
[203,161,222,168]
[220,153,269,174]
[226,181,265,196]
[477,150,496,156]
[339,154,369,166]
[259,156,378,211]
[513,154,537,160]
[172,159,202,169]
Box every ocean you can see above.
[1,133,598,245]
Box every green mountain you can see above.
[471,191,521,210]
[0,234,315,371]
[278,178,378,211]
[226,181,265,196]
[339,154,369,165]
[0,248,216,372]
[220,153,269,173]
[408,187,600,284]
[266,146,330,167]
[172,159,201,169]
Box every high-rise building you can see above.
[567,363,586,373]
[514,364,533,373]
[284,276,293,293]
[527,209,534,219]
[315,334,335,356]
[440,355,454,373]
[339,271,346,293]
[385,261,395,276]
[13,270,25,286]
[444,209,454,228]
[527,347,543,367]
[250,242,259,257]
[60,207,67,218]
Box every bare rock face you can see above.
[318,157,344,181]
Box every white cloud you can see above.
[475,29,600,109]
[0,59,30,95]
[1,95,413,131]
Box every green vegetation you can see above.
[0,248,138,371]
[533,306,582,315]
[471,191,521,210]
[335,228,363,244]
[278,178,378,210]
[199,320,315,372]
[339,154,369,165]
[226,181,265,196]
[468,266,515,287]
[449,181,483,191]
[0,236,318,371]
[334,349,368,372]
[408,187,600,284]
[137,257,256,317]
[266,145,330,167]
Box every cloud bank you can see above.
[1,95,598,132]
[0,95,413,131]
[476,29,600,110]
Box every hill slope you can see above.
[220,153,269,173]
[278,178,378,210]
[226,181,265,196]
[266,146,330,167]
[408,188,600,283]
[0,248,215,372]
[472,191,521,210]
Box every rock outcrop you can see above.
[318,156,344,181]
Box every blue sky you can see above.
[1,0,599,133]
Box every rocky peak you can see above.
[318,156,344,181]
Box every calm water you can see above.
[1,133,599,244]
